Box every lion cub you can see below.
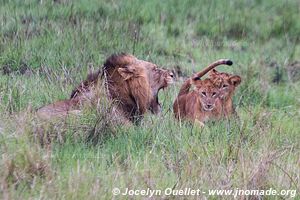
[174,78,222,126]
[173,59,233,126]
[208,69,241,118]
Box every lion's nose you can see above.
[206,104,212,109]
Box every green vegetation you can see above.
[0,0,299,199]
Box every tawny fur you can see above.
[103,53,152,122]
[36,98,81,120]
[173,59,233,124]
[136,59,174,114]
[173,79,221,124]
[103,54,174,120]
[37,53,174,122]
[70,69,102,99]
[208,69,242,118]
[175,59,232,98]
[71,53,174,121]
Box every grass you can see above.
[0,0,300,199]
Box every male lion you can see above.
[71,53,174,122]
[36,98,81,120]
[173,59,233,126]
[70,69,102,101]
[103,53,174,122]
[135,58,174,114]
[103,54,152,123]
[36,70,106,121]
[37,53,173,122]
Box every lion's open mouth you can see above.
[166,78,174,85]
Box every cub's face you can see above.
[195,79,220,111]
[209,69,241,100]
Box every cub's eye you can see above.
[201,92,206,96]
[170,73,174,78]
[212,92,216,97]
[222,84,228,88]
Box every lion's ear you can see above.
[209,69,219,76]
[118,68,134,80]
[229,75,241,86]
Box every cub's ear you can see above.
[118,68,134,80]
[208,69,219,77]
[229,75,241,86]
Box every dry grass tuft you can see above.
[0,145,52,195]
[246,150,287,199]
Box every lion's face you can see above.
[141,61,174,90]
[151,67,174,91]
[209,69,241,100]
[161,68,175,88]
[195,79,220,111]
[138,60,174,114]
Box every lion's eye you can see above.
[212,92,216,97]
[222,84,228,88]
[170,73,174,78]
[201,92,206,96]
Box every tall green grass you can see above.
[0,0,299,199]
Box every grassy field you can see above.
[0,0,300,199]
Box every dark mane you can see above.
[103,53,136,71]
[70,69,101,99]
[70,53,135,99]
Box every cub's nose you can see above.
[206,104,212,109]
